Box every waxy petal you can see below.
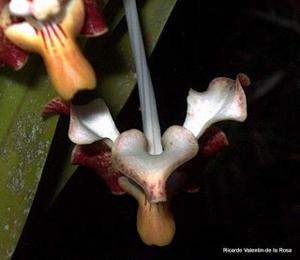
[0,3,28,70]
[183,74,250,139]
[112,126,199,203]
[119,177,175,246]
[42,97,71,118]
[5,0,96,100]
[181,127,229,193]
[166,127,228,194]
[199,127,229,160]
[68,98,120,145]
[0,28,28,70]
[72,141,124,195]
[80,0,108,37]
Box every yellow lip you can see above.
[4,0,96,100]
[119,177,176,246]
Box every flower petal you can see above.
[0,4,28,70]
[181,127,229,193]
[72,141,124,195]
[4,0,97,100]
[42,97,71,118]
[166,127,228,194]
[119,177,175,246]
[68,98,120,145]
[112,125,199,203]
[183,74,250,139]
[199,127,229,159]
[80,0,108,37]
[0,28,28,70]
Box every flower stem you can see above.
[123,0,162,155]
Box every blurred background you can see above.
[13,0,299,258]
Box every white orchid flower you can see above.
[66,0,250,247]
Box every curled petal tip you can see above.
[42,97,71,118]
[80,0,109,37]
[183,74,249,139]
[237,73,251,88]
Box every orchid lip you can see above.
[119,177,176,246]
[4,0,97,100]
[1,0,107,70]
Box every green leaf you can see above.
[50,0,178,202]
[0,63,57,259]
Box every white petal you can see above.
[112,125,199,203]
[183,75,248,139]
[68,98,120,145]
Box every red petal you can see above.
[178,127,229,193]
[0,0,9,10]
[71,141,125,195]
[0,28,28,70]
[0,2,28,70]
[42,97,71,118]
[199,127,229,159]
[237,73,251,88]
[80,0,108,37]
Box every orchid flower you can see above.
[43,0,250,246]
[44,72,249,246]
[65,74,248,246]
[0,0,107,100]
[42,93,232,246]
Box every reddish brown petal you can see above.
[0,0,7,10]
[198,127,229,159]
[42,97,71,118]
[0,28,28,70]
[176,127,229,193]
[81,0,108,37]
[0,1,28,70]
[237,73,251,88]
[71,141,124,195]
